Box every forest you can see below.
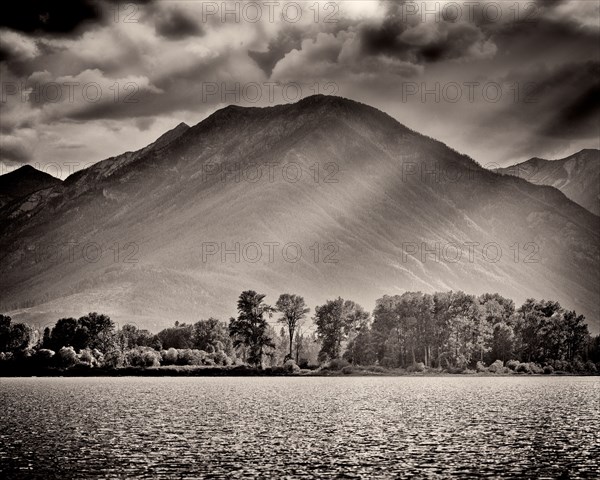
[1,290,598,376]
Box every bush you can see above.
[368,365,386,373]
[506,360,520,371]
[210,350,232,366]
[36,349,55,361]
[476,361,487,373]
[543,365,554,374]
[126,347,161,367]
[529,363,543,374]
[341,365,355,375]
[0,352,14,362]
[283,359,300,374]
[327,358,350,371]
[516,362,531,374]
[446,366,467,374]
[488,360,504,373]
[58,347,79,368]
[103,350,125,368]
[584,361,597,373]
[298,358,310,369]
[161,348,179,365]
[406,362,426,373]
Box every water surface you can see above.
[1,376,598,478]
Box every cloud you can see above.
[358,6,497,65]
[272,31,423,84]
[0,128,37,162]
[0,29,40,62]
[0,0,597,172]
[155,7,203,40]
[0,0,103,35]
[249,27,304,76]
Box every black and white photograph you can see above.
[0,0,599,478]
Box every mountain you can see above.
[0,165,62,209]
[0,95,598,333]
[496,149,600,216]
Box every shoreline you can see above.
[2,365,597,378]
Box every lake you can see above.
[0,376,598,478]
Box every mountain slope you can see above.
[0,165,62,209]
[497,149,600,215]
[0,96,598,333]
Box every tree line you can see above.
[1,290,598,374]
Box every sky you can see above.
[0,0,598,178]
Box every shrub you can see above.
[584,361,597,373]
[298,358,310,369]
[529,363,543,374]
[506,360,520,371]
[476,361,487,373]
[58,347,79,368]
[210,350,232,366]
[103,350,125,368]
[341,365,355,375]
[0,352,14,362]
[78,348,96,366]
[446,366,466,374]
[571,360,585,373]
[488,360,504,373]
[36,349,55,361]
[516,362,531,374]
[368,365,386,373]
[161,348,179,365]
[327,358,350,371]
[407,362,426,373]
[543,365,554,374]
[283,359,300,374]
[126,347,160,368]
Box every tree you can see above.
[561,310,588,362]
[49,318,79,350]
[77,313,116,351]
[490,321,515,363]
[229,291,275,367]
[192,318,232,353]
[344,327,377,365]
[157,323,194,349]
[0,315,12,352]
[314,298,369,361]
[7,323,32,352]
[275,294,310,361]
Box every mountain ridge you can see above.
[497,149,599,215]
[0,95,598,333]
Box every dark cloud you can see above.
[0,139,32,162]
[155,8,203,40]
[358,3,494,64]
[249,28,303,76]
[135,117,156,131]
[0,0,102,35]
[537,62,600,138]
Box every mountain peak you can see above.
[0,164,62,206]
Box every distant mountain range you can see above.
[496,149,599,216]
[0,95,598,332]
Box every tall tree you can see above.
[276,294,310,361]
[314,298,369,361]
[229,291,275,367]
[192,318,232,353]
[77,312,116,351]
[0,315,11,352]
